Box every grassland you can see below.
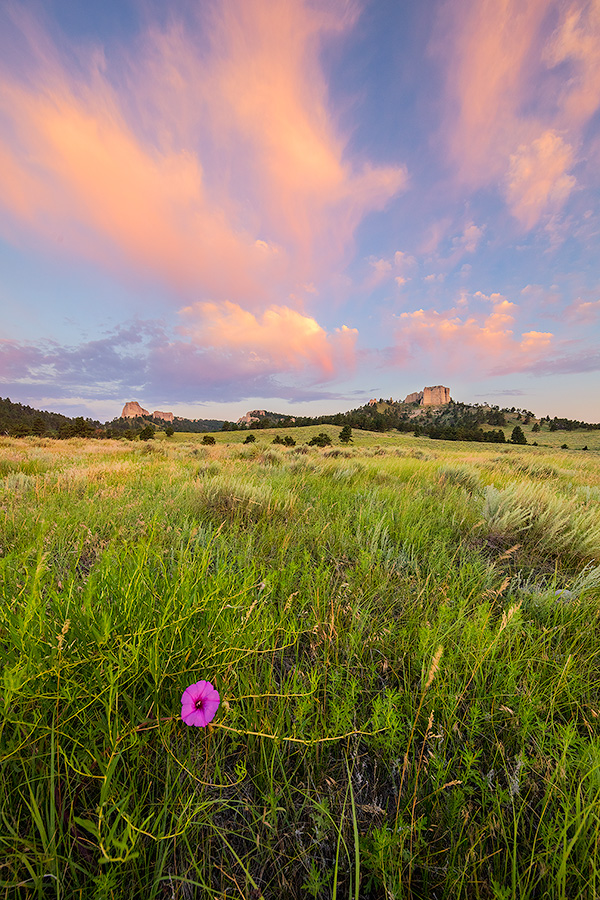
[1,432,600,898]
[156,418,600,452]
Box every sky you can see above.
[1,0,599,423]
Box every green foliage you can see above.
[511,425,527,444]
[339,425,353,443]
[243,433,256,444]
[308,432,333,447]
[201,434,216,445]
[138,426,154,442]
[138,424,155,441]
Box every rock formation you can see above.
[121,401,149,418]
[403,386,451,406]
[153,410,174,422]
[423,385,450,406]
[236,409,267,425]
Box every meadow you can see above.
[1,429,600,899]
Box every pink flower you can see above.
[181,680,220,727]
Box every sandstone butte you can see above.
[405,386,451,406]
[236,409,267,425]
[368,386,451,407]
[121,401,150,418]
[120,402,175,421]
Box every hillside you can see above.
[2,394,599,446]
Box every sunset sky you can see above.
[1,0,599,422]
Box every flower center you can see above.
[195,699,204,710]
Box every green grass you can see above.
[1,433,600,898]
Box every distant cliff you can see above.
[236,409,295,426]
[120,403,174,422]
[404,386,451,406]
[236,409,267,426]
[121,401,150,418]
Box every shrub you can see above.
[138,424,155,441]
[202,434,216,445]
[243,434,256,444]
[308,432,332,447]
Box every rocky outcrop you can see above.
[423,385,450,406]
[121,401,149,418]
[403,386,450,406]
[368,398,378,406]
[236,409,267,425]
[153,410,174,423]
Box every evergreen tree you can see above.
[339,425,353,443]
[510,425,527,444]
[138,424,155,441]
[308,432,332,447]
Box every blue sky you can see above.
[1,0,599,422]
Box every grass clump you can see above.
[482,480,600,563]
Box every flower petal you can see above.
[182,707,208,727]
[181,685,199,705]
[181,697,197,717]
[200,696,220,724]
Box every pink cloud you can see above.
[0,1,405,303]
[565,297,600,323]
[543,0,600,128]
[432,0,600,229]
[178,301,357,380]
[451,222,485,255]
[365,256,393,288]
[393,292,555,374]
[506,131,576,230]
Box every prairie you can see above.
[1,432,600,899]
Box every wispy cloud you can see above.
[0,0,406,303]
[506,131,576,230]
[433,0,600,230]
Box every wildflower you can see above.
[181,680,220,727]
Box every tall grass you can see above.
[1,435,599,898]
